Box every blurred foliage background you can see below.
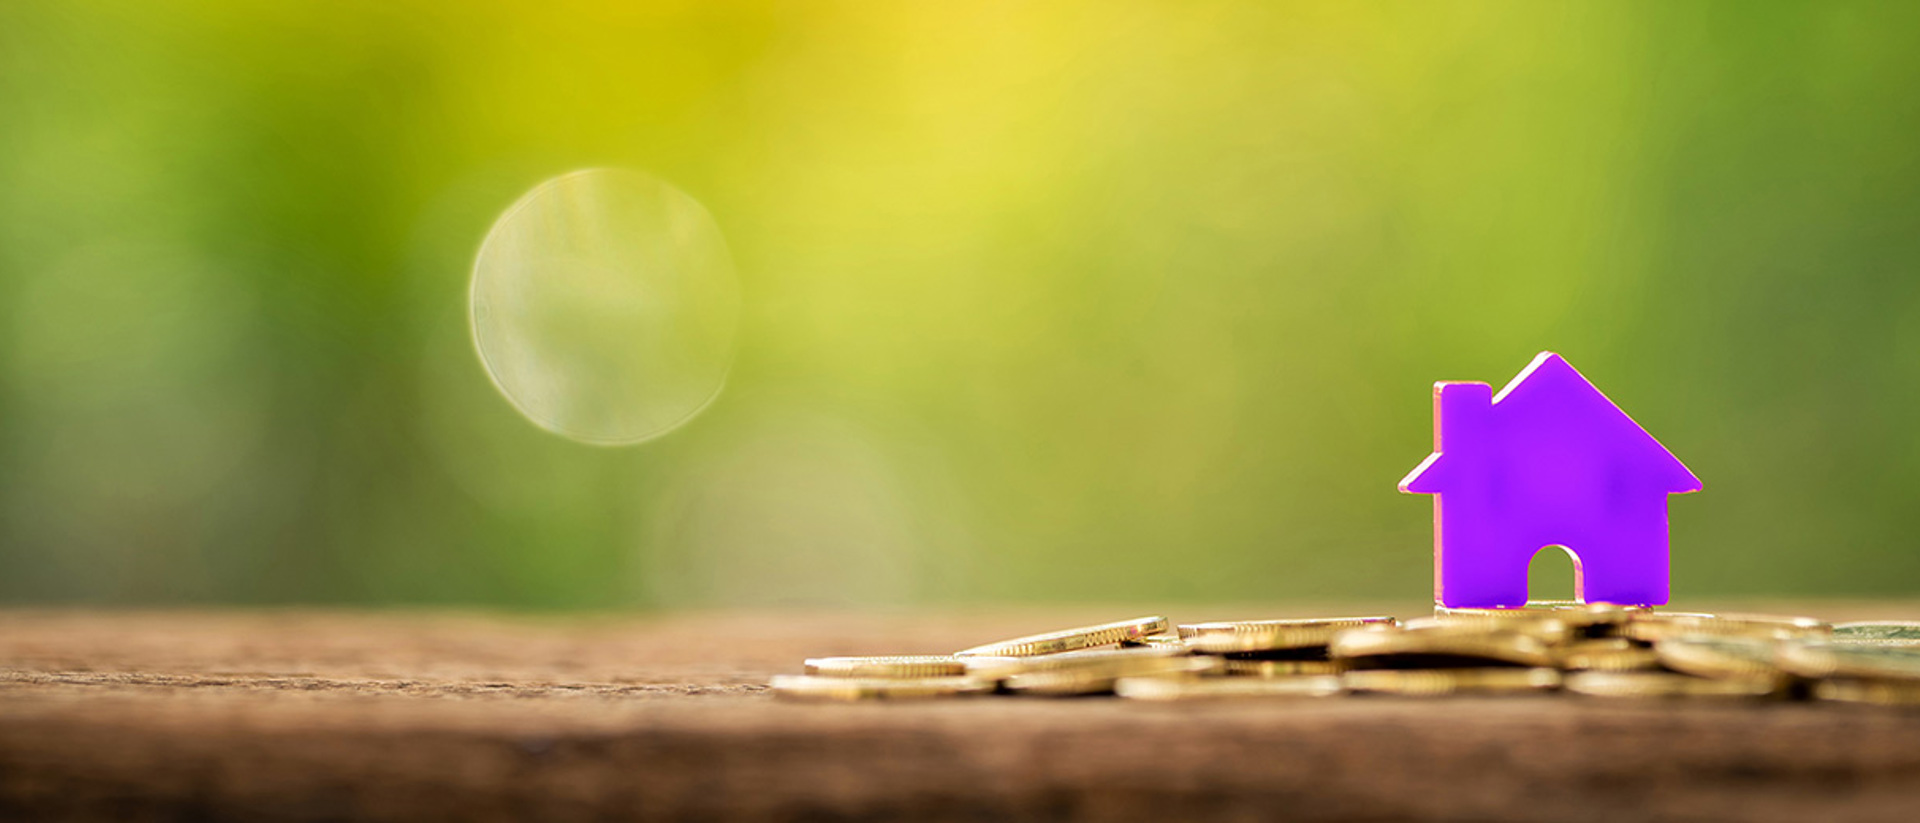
[3,1,1919,609]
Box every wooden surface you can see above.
[5,604,1920,822]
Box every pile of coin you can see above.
[770,606,1920,706]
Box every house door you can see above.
[1527,545,1583,603]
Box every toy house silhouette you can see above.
[1400,352,1701,608]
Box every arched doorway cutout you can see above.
[1527,544,1585,603]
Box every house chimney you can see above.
[1435,381,1492,456]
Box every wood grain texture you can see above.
[4,605,1920,822]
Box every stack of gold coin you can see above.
[1437,600,1643,635]
[1001,654,1219,696]
[1344,667,1561,696]
[1654,636,1784,679]
[1331,621,1558,668]
[966,644,1214,695]
[1135,615,1391,700]
[1420,610,1576,644]
[1176,616,1399,682]
[1780,641,1920,705]
[1563,671,1782,699]
[1623,611,1829,643]
[767,609,1920,706]
[1180,616,1397,655]
[1557,637,1661,672]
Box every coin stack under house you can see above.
[770,607,1920,705]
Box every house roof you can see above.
[1399,352,1702,495]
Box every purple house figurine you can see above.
[1399,352,1701,608]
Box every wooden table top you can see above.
[4,603,1920,822]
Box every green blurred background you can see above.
[3,1,1918,609]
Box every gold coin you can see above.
[1562,671,1781,699]
[1562,602,1649,631]
[1439,601,1643,631]
[1558,640,1661,672]
[1777,642,1920,681]
[1116,674,1343,701]
[1124,633,1193,649]
[804,655,967,679]
[1222,658,1351,677]
[1342,668,1561,696]
[1524,599,1586,609]
[1181,616,1397,654]
[1654,636,1789,681]
[1555,636,1634,656]
[1002,655,1218,696]
[1830,621,1920,645]
[1619,610,1717,641]
[1623,611,1828,643]
[1414,614,1573,644]
[1812,678,1920,706]
[954,615,1173,657]
[1330,623,1557,668]
[962,644,1191,681]
[769,675,991,701]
